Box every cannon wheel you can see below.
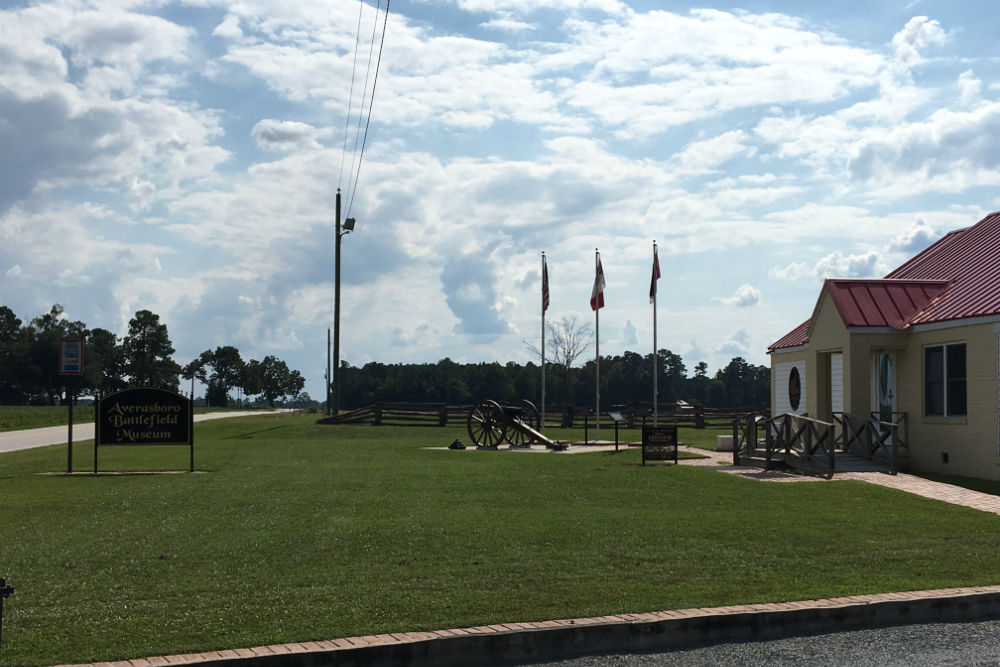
[508,400,541,447]
[468,400,507,448]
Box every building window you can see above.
[788,366,801,411]
[924,343,966,417]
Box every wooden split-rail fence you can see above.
[317,402,754,430]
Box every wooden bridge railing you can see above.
[733,412,762,466]
[773,413,835,477]
[734,412,835,476]
[833,412,908,474]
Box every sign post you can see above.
[59,339,84,473]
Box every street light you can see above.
[331,189,356,417]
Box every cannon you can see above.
[466,399,564,450]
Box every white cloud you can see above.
[480,18,535,32]
[623,319,637,346]
[251,119,321,151]
[771,251,884,283]
[958,69,981,105]
[889,217,940,254]
[712,284,761,308]
[676,131,755,174]
[891,16,946,68]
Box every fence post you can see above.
[439,405,448,427]
[373,404,382,426]
[694,405,705,429]
[732,417,739,465]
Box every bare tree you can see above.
[525,315,593,403]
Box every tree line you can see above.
[337,353,769,411]
[0,304,304,407]
[337,315,769,410]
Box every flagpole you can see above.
[653,241,658,427]
[541,252,546,435]
[595,248,600,443]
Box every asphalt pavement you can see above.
[524,619,1000,667]
[0,410,286,454]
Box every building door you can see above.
[875,352,896,423]
[830,352,844,414]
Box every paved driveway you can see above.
[0,410,286,454]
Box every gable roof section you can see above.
[821,279,950,329]
[769,210,1000,352]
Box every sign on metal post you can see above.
[642,424,679,466]
[59,339,84,375]
[59,339,83,472]
[94,388,195,473]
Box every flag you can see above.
[650,245,661,303]
[542,256,550,313]
[590,256,605,311]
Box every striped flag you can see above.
[542,255,550,313]
[590,255,605,311]
[650,245,661,303]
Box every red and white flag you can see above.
[542,255,550,313]
[650,245,661,303]
[590,255,605,311]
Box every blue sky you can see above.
[3,0,1000,401]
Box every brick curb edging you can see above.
[54,585,1000,667]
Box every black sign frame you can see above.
[641,425,678,466]
[94,387,194,472]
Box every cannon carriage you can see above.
[466,399,565,450]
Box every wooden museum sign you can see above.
[94,388,194,472]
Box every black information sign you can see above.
[95,388,194,472]
[641,425,678,466]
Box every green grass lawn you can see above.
[3,415,1000,666]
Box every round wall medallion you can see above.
[788,366,801,411]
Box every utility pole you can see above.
[334,189,342,417]
[333,190,357,417]
[326,327,332,416]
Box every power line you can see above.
[346,0,390,218]
[345,0,383,215]
[337,0,366,193]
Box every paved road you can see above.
[0,410,287,454]
[525,619,1000,666]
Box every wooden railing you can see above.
[734,412,835,476]
[732,412,766,466]
[833,412,908,474]
[773,413,835,477]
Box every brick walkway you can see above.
[54,585,1000,667]
[677,445,1000,515]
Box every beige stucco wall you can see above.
[895,322,1000,480]
[805,292,850,420]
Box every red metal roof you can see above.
[823,279,949,329]
[769,320,809,350]
[769,211,1000,351]
[886,211,1000,324]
